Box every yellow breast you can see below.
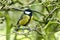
[19,15,30,25]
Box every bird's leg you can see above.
[15,25,20,31]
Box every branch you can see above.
[32,10,46,17]
[28,0,36,5]
[45,6,50,13]
[8,0,23,5]
[44,7,59,24]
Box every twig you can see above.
[45,6,50,13]
[44,7,58,24]
[28,0,36,5]
[9,0,23,5]
[32,10,46,17]
[34,19,44,24]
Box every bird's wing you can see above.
[17,14,24,25]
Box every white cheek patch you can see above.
[25,11,31,14]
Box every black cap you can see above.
[24,9,32,16]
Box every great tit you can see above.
[15,9,33,31]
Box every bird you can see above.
[15,8,33,31]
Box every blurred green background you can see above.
[0,0,60,40]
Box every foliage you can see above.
[0,0,60,40]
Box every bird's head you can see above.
[24,9,32,16]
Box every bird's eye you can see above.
[25,11,31,14]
